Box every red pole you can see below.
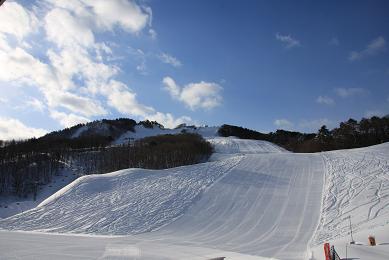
[324,243,331,260]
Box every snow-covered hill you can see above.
[1,138,389,260]
[114,125,219,144]
[43,117,220,145]
[309,142,389,260]
[1,156,242,234]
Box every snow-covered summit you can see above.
[114,125,220,145]
[41,118,221,144]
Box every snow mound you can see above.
[312,142,389,246]
[0,156,242,235]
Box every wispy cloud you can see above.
[316,96,335,105]
[0,1,194,131]
[334,87,365,98]
[49,110,90,128]
[275,33,301,49]
[0,97,8,105]
[349,36,386,61]
[26,98,45,112]
[274,119,293,129]
[159,52,182,68]
[329,37,339,46]
[0,117,47,140]
[163,76,223,110]
[149,29,157,40]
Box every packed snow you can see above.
[1,156,242,234]
[1,136,389,259]
[208,136,287,154]
[309,142,389,259]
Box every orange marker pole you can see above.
[324,243,331,260]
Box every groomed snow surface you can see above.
[1,137,389,259]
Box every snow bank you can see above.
[0,156,242,235]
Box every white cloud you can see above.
[0,0,196,135]
[334,87,365,98]
[136,60,147,75]
[149,29,157,40]
[103,80,154,117]
[0,117,47,140]
[162,77,181,98]
[0,1,38,40]
[316,95,335,105]
[299,118,332,131]
[159,52,182,67]
[274,119,293,129]
[0,44,59,93]
[329,37,339,46]
[0,97,8,105]
[349,36,386,61]
[0,44,108,118]
[44,8,95,49]
[275,33,301,49]
[26,98,45,112]
[45,0,149,33]
[163,77,223,110]
[47,90,107,117]
[50,110,90,128]
[47,47,118,91]
[148,112,194,129]
[181,83,223,110]
[100,81,194,129]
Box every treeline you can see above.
[0,133,212,198]
[71,133,213,174]
[219,116,389,152]
[44,118,163,140]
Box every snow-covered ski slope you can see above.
[309,142,389,260]
[0,137,324,259]
[0,156,242,234]
[1,137,389,260]
[208,136,287,154]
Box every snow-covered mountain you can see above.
[1,137,388,259]
[42,118,219,144]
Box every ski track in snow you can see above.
[0,138,325,260]
[207,137,288,154]
[142,152,324,260]
[0,156,242,235]
[312,142,389,246]
[1,137,389,259]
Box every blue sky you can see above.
[0,0,388,139]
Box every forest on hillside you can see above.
[0,133,212,198]
[219,116,389,152]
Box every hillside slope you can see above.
[1,138,389,259]
[309,142,389,260]
[0,138,324,259]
